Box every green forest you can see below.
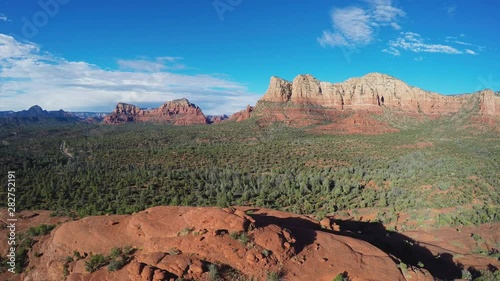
[1,116,499,229]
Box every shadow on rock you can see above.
[332,219,462,280]
[250,213,318,254]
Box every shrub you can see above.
[178,227,194,236]
[474,269,500,281]
[85,254,107,273]
[230,231,239,240]
[27,224,56,236]
[471,233,483,242]
[63,263,69,277]
[122,245,135,255]
[333,271,350,281]
[461,269,472,280]
[398,262,408,276]
[109,247,123,259]
[266,271,280,281]
[73,250,82,260]
[238,233,249,245]
[108,258,125,272]
[208,264,220,281]
[229,231,251,246]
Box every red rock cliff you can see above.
[103,98,208,125]
[259,73,499,116]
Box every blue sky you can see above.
[0,0,499,114]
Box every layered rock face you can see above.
[103,98,208,125]
[260,73,499,116]
[478,89,500,117]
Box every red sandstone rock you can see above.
[103,98,208,125]
[8,206,498,281]
[320,218,332,230]
[228,105,253,122]
[255,73,500,132]
[16,206,408,281]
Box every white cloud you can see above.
[453,40,473,46]
[444,35,485,53]
[390,22,401,30]
[384,32,480,56]
[0,14,8,22]
[382,47,400,56]
[0,34,257,115]
[465,49,477,55]
[318,31,350,47]
[318,0,405,47]
[369,0,406,24]
[117,57,185,72]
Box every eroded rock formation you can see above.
[229,105,254,122]
[103,98,208,125]
[259,73,499,116]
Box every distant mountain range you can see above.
[70,112,109,120]
[0,105,109,125]
[2,73,498,131]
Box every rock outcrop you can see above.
[248,73,500,132]
[229,105,254,122]
[103,98,208,125]
[259,73,499,116]
[16,206,407,281]
[263,76,293,102]
[478,89,500,116]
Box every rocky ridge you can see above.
[228,105,254,122]
[260,73,499,116]
[0,105,75,118]
[103,98,208,125]
[226,73,500,132]
[0,105,79,124]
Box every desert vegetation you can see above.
[0,116,498,229]
[84,246,136,273]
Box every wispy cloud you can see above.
[369,0,406,24]
[0,14,8,22]
[0,34,257,114]
[445,36,485,52]
[318,7,372,47]
[465,49,477,55]
[383,32,479,56]
[117,57,185,72]
[318,0,405,47]
[453,40,473,46]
